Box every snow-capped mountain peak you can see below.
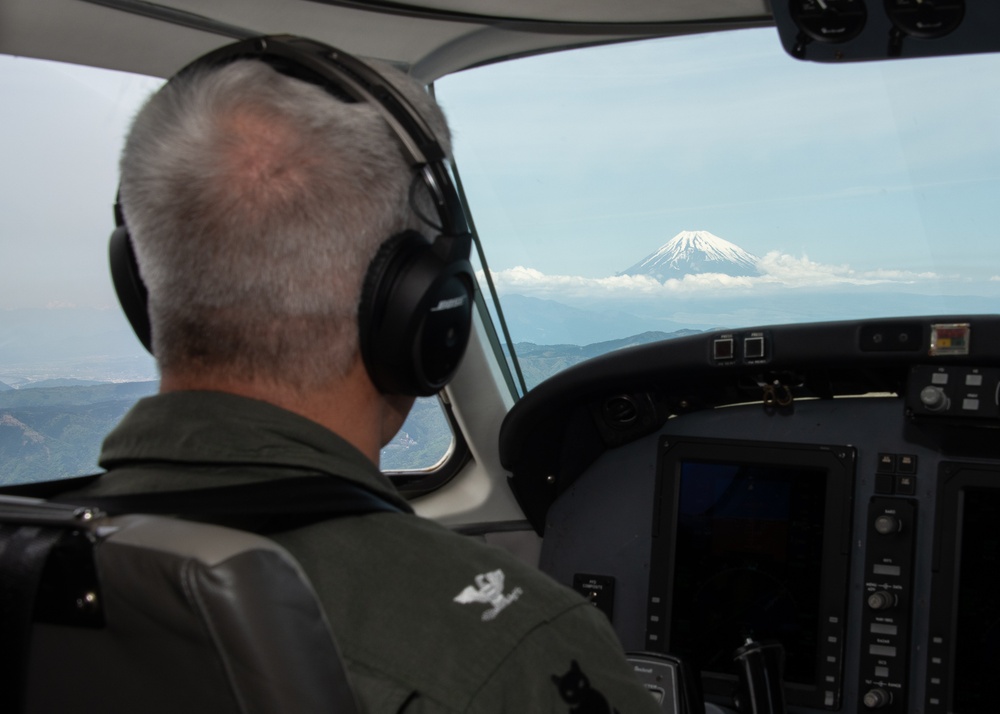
[620,230,760,280]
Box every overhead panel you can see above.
[0,0,771,80]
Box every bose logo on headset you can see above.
[431,296,468,313]
[109,35,475,397]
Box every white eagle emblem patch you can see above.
[453,569,524,621]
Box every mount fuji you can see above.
[620,230,760,280]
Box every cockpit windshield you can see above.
[435,27,1000,392]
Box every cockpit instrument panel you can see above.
[773,0,995,61]
[500,315,1000,713]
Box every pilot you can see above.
[68,40,660,713]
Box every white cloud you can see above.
[483,266,663,295]
[755,251,938,287]
[482,252,941,300]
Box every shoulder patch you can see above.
[453,569,524,621]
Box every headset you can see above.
[109,35,475,397]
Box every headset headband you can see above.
[181,35,472,264]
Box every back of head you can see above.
[119,55,452,391]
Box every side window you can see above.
[380,395,458,473]
[0,55,161,485]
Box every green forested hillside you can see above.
[0,382,158,485]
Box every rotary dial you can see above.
[790,0,868,43]
[886,0,965,38]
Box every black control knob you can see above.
[919,385,949,411]
[863,687,892,708]
[874,514,901,535]
[867,590,896,610]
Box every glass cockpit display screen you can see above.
[953,488,1000,711]
[670,460,827,684]
[648,437,854,710]
[930,471,1000,713]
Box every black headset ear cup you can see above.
[109,224,154,354]
[359,230,473,396]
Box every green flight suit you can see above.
[65,391,661,714]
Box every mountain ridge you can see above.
[511,329,701,389]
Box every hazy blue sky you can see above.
[1,55,162,310]
[2,28,998,323]
[435,28,1000,306]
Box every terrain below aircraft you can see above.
[2,0,1000,712]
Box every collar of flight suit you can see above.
[95,389,412,513]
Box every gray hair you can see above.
[119,58,451,389]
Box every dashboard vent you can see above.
[603,395,639,428]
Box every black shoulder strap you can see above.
[1,473,411,534]
[48,475,412,534]
[0,473,104,499]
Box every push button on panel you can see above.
[874,453,918,495]
[877,453,896,473]
[710,331,770,364]
[573,574,615,620]
[743,335,766,360]
[712,337,735,361]
[895,475,916,495]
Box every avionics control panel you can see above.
[538,396,1000,713]
[501,316,1000,714]
[771,0,1000,64]
[907,364,1000,420]
[858,498,917,712]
